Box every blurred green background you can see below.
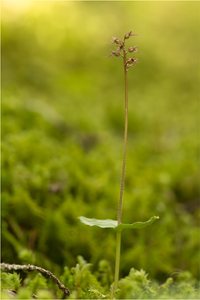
[2,0,200,282]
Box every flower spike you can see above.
[111,31,138,71]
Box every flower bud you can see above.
[111,50,121,57]
[112,37,122,45]
[126,58,138,69]
[126,57,137,64]
[124,31,136,39]
[128,46,138,53]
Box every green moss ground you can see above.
[1,1,200,298]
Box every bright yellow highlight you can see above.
[2,0,33,11]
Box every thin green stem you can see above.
[117,51,128,224]
[112,230,122,298]
[112,48,128,298]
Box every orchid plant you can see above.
[79,31,159,298]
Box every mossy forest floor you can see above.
[1,1,200,299]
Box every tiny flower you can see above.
[126,57,137,65]
[124,30,136,39]
[112,37,123,45]
[126,58,138,70]
[111,50,121,57]
[128,46,138,53]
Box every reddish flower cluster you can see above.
[111,31,138,71]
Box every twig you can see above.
[0,262,70,298]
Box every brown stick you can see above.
[0,262,70,298]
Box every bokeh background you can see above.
[2,0,200,282]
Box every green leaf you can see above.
[79,216,117,228]
[118,216,160,230]
[79,216,159,231]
